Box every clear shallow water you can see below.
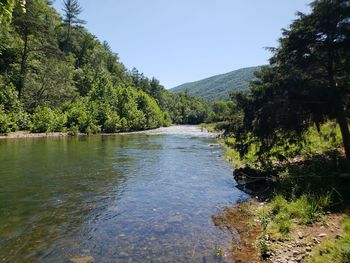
[0,126,248,263]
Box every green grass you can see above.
[223,121,350,259]
[255,194,334,258]
[199,123,218,133]
[224,121,343,168]
[307,217,350,263]
[257,194,332,241]
[199,121,229,133]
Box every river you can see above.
[0,125,248,262]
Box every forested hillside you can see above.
[0,0,209,134]
[170,66,261,101]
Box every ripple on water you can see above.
[0,125,248,262]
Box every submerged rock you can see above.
[166,214,183,223]
[70,256,94,263]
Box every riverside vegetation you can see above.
[0,0,231,135]
[208,0,350,262]
[1,0,350,262]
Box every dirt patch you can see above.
[213,200,270,263]
[269,213,345,263]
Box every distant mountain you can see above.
[170,66,262,101]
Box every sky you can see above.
[52,0,312,89]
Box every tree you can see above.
[0,0,25,26]
[12,0,59,99]
[227,0,350,162]
[24,57,77,110]
[62,0,85,52]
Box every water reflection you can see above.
[0,126,248,262]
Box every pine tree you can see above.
[62,0,85,52]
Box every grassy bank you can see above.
[215,121,350,262]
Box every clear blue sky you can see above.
[52,0,311,89]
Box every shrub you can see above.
[0,105,12,134]
[31,106,58,133]
[11,111,32,130]
[0,80,21,112]
[66,101,96,133]
[67,125,79,136]
[54,112,67,132]
[85,123,101,135]
[103,111,122,133]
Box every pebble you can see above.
[318,233,327,237]
[119,252,129,257]
[297,231,303,239]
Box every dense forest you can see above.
[0,0,213,134]
[171,66,260,101]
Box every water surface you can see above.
[0,126,248,262]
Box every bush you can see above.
[0,105,12,134]
[31,106,65,133]
[66,101,96,133]
[67,125,79,136]
[85,123,101,135]
[0,80,21,112]
[11,111,32,130]
[103,111,122,133]
[54,113,67,132]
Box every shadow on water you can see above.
[0,126,249,262]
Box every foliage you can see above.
[0,0,25,26]
[0,0,211,135]
[0,105,14,133]
[224,122,343,168]
[224,0,350,164]
[207,100,234,123]
[0,79,21,112]
[162,92,209,124]
[9,110,32,130]
[171,66,261,101]
[257,194,332,242]
[31,106,66,133]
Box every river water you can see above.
[0,126,248,262]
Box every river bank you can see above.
[214,199,347,263]
[200,122,350,263]
[0,126,179,139]
[219,155,349,262]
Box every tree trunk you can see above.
[18,32,29,99]
[336,105,350,160]
[326,34,350,159]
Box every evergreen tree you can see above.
[62,0,85,52]
[227,0,350,162]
